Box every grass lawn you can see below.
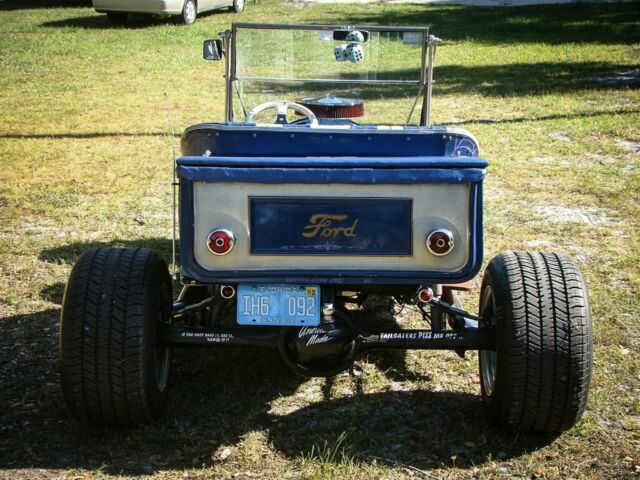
[0,0,639,478]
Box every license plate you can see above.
[236,284,321,326]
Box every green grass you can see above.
[1,0,639,479]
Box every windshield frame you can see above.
[220,23,437,127]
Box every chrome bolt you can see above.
[322,303,335,317]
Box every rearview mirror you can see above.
[203,39,223,61]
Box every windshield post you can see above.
[421,35,442,127]
[220,29,234,122]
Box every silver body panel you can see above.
[92,0,231,15]
[192,182,472,273]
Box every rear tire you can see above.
[60,248,173,427]
[106,12,128,24]
[479,252,592,433]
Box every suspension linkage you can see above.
[172,295,221,317]
[428,297,483,322]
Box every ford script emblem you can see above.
[302,214,359,238]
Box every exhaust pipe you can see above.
[220,285,236,300]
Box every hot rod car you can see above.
[60,23,593,433]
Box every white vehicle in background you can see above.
[92,0,244,25]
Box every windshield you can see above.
[231,24,429,125]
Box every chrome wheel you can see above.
[182,0,196,24]
[233,0,245,12]
[479,285,497,397]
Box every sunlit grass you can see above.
[0,1,639,479]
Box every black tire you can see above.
[106,12,128,25]
[479,252,592,433]
[60,248,173,427]
[181,0,197,24]
[232,0,245,13]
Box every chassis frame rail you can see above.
[158,324,495,351]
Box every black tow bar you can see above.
[358,328,495,351]
[158,324,495,351]
[159,325,281,348]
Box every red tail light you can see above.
[207,229,235,255]
[427,229,454,256]
[418,288,433,303]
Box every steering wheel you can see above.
[245,101,318,127]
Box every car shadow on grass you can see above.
[40,239,174,266]
[0,0,90,10]
[0,307,555,475]
[0,131,175,139]
[39,8,231,29]
[251,62,640,101]
[4,107,639,143]
[314,3,640,46]
[39,14,178,30]
[267,390,556,470]
[5,240,556,474]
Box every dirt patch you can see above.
[586,70,640,88]
[615,139,640,153]
[584,152,618,165]
[532,204,610,226]
[622,162,637,175]
[531,155,573,166]
[531,156,556,164]
[548,131,572,143]
[525,239,553,249]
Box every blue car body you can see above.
[178,123,486,286]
